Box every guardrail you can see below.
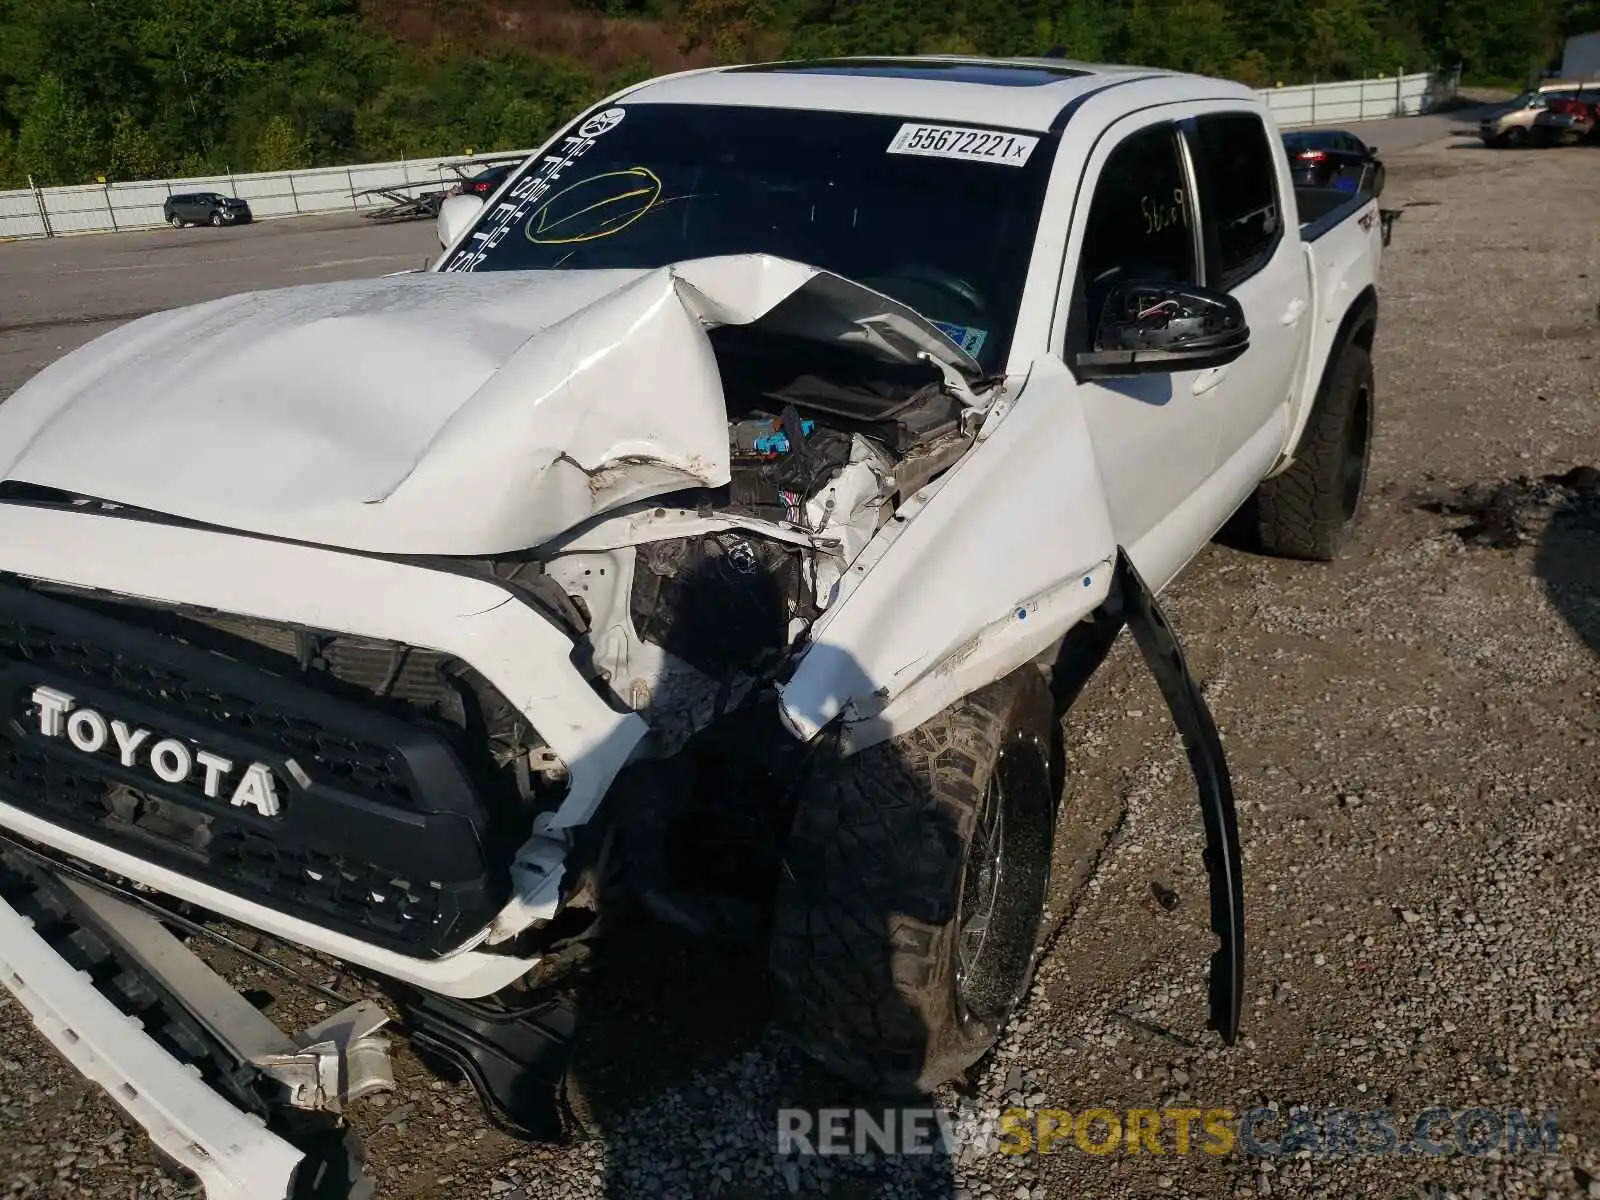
[0,66,1459,242]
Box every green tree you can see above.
[0,129,22,188]
[0,0,1577,188]
[683,0,777,61]
[1305,0,1387,78]
[1122,0,1241,74]
[107,109,165,180]
[1042,0,1115,61]
[16,73,101,185]
[254,114,311,170]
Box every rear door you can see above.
[1182,109,1310,484]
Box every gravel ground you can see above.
[2,128,1598,1200]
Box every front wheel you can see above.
[1254,343,1374,561]
[770,668,1059,1096]
[1503,126,1530,149]
[209,211,224,226]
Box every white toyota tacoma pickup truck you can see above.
[0,56,1383,1197]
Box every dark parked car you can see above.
[454,163,516,200]
[163,193,253,228]
[1282,129,1386,197]
[1532,95,1598,145]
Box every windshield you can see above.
[440,103,1058,372]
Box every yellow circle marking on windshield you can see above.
[525,167,663,245]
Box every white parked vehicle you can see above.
[0,56,1382,1198]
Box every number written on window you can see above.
[1142,189,1188,234]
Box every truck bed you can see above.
[1294,185,1375,242]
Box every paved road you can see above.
[1341,103,1496,153]
[0,213,437,399]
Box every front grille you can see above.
[1,616,415,809]
[0,582,516,956]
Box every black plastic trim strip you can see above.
[1297,188,1374,243]
[1104,549,1245,1044]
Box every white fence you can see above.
[0,150,535,241]
[0,67,1459,242]
[1261,68,1457,128]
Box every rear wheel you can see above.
[1254,343,1374,561]
[770,668,1058,1096]
[168,214,184,228]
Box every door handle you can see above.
[1280,298,1307,327]
[1191,366,1228,396]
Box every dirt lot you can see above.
[1,128,1597,1200]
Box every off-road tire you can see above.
[1255,343,1374,561]
[770,668,1058,1096]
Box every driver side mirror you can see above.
[437,193,485,250]
[1075,281,1250,380]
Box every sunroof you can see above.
[735,59,1092,87]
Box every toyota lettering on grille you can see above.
[29,685,284,817]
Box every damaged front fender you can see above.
[777,354,1117,749]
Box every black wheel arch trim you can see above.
[1047,549,1245,1044]
[1290,286,1378,463]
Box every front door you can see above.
[1056,114,1219,587]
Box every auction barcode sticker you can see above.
[887,123,1039,166]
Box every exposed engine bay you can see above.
[543,324,984,757]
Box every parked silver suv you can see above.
[1480,80,1597,147]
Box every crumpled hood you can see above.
[0,254,979,555]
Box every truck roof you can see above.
[620,55,1259,133]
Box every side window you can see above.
[1071,124,1196,348]
[1187,113,1281,291]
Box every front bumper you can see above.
[0,885,303,1200]
[0,500,647,995]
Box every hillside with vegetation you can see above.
[0,0,1593,188]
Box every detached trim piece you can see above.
[1105,549,1245,1044]
[0,891,304,1200]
